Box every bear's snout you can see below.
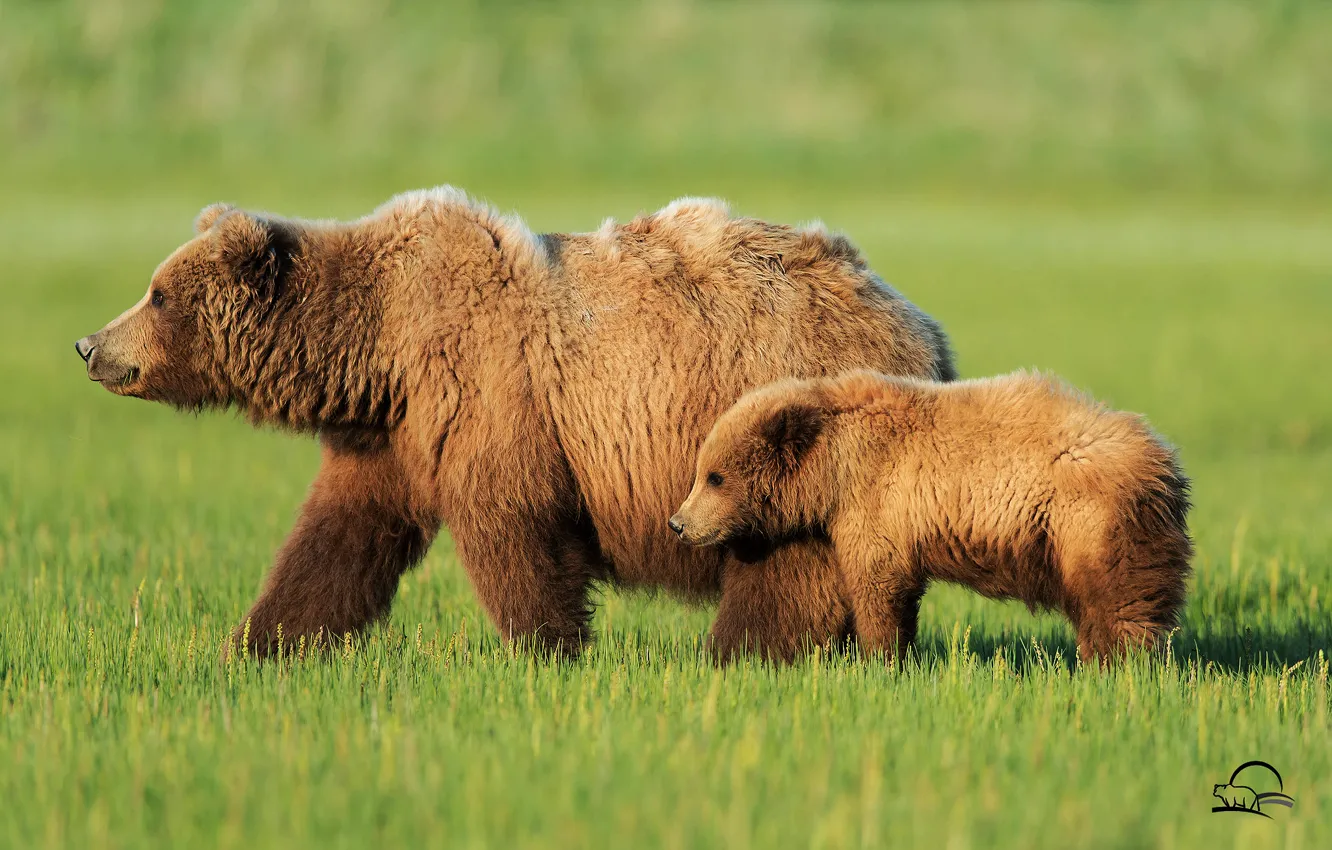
[76,330,140,389]
[669,506,724,547]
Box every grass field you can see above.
[3,2,1331,848]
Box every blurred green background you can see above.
[4,0,1331,197]
[2,2,1330,848]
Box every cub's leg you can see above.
[845,547,926,662]
[234,441,437,657]
[1062,529,1190,664]
[710,536,854,663]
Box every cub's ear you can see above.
[195,203,236,234]
[211,210,295,302]
[759,402,824,467]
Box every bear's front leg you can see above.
[844,547,925,662]
[709,536,854,663]
[232,442,437,657]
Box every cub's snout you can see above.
[667,495,728,547]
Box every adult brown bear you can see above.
[74,189,954,660]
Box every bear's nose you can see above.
[75,337,96,363]
[668,515,685,536]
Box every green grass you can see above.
[4,185,1329,850]
[3,2,1332,848]
[4,0,1332,197]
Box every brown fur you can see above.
[672,370,1193,663]
[75,189,954,661]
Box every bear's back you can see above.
[531,200,953,595]
[549,199,931,340]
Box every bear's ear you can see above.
[759,402,824,468]
[211,210,294,303]
[195,203,236,234]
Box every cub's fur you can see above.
[673,370,1192,662]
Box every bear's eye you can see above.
[150,290,165,308]
[706,472,724,488]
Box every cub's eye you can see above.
[150,290,165,308]
[706,472,724,487]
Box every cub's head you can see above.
[74,204,296,409]
[670,379,828,547]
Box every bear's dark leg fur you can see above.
[710,537,854,663]
[1063,540,1189,664]
[447,509,605,658]
[844,550,925,662]
[233,442,437,657]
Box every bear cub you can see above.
[669,370,1192,663]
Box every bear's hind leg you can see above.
[1065,564,1152,664]
[1056,468,1192,665]
[450,508,605,659]
[710,536,854,663]
[1064,536,1188,665]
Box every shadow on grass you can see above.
[1178,619,1331,673]
[910,629,1081,674]
[903,618,1330,675]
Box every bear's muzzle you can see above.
[75,333,138,388]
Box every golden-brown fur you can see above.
[75,189,954,661]
[672,370,1192,663]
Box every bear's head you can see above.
[670,379,830,547]
[74,203,299,411]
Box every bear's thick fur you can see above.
[75,189,954,660]
[671,370,1192,662]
